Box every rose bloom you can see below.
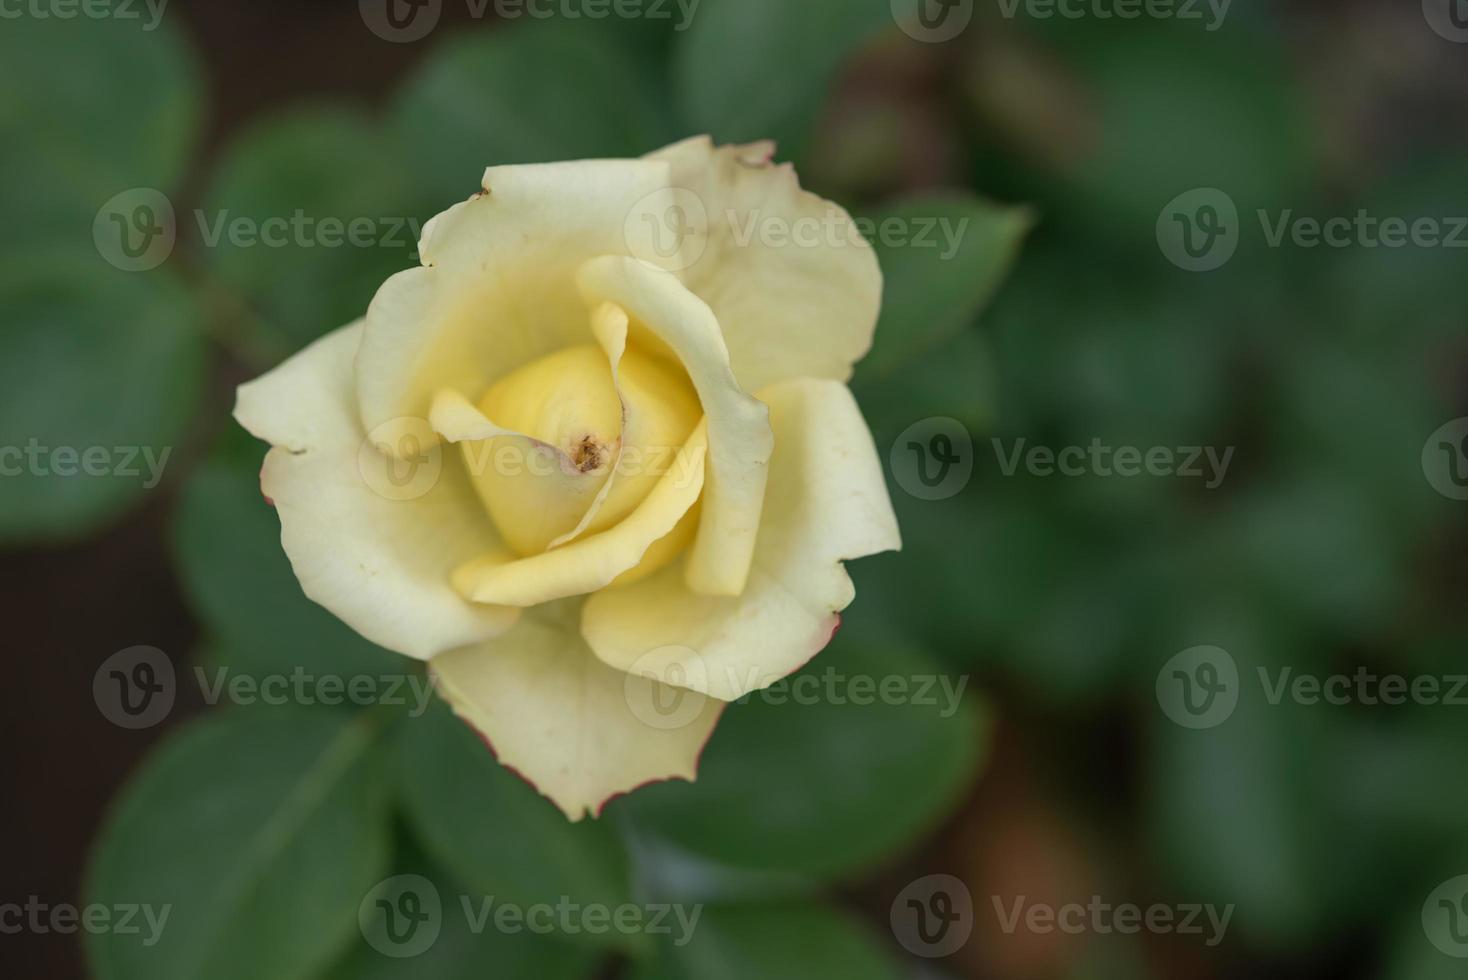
[235,137,900,819]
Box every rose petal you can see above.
[581,378,901,700]
[648,136,883,392]
[576,255,774,597]
[431,601,724,821]
[233,321,519,661]
[450,422,708,607]
[355,158,674,447]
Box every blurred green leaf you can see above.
[173,455,402,680]
[1326,154,1468,347]
[0,9,201,252]
[854,326,998,451]
[394,700,635,942]
[199,105,418,356]
[0,260,203,543]
[1046,24,1311,244]
[320,843,601,980]
[391,21,675,205]
[671,0,893,160]
[629,901,902,980]
[857,194,1032,380]
[86,709,393,980]
[620,642,985,879]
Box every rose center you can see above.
[463,342,702,559]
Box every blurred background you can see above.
[3,0,1467,978]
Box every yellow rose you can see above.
[234,136,900,820]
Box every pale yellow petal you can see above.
[646,136,883,392]
[233,322,519,661]
[576,255,774,597]
[431,601,724,821]
[355,159,673,447]
[581,378,901,700]
[451,423,708,607]
[429,388,612,557]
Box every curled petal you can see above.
[581,378,901,700]
[576,255,774,597]
[450,423,708,607]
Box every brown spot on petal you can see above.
[570,435,608,474]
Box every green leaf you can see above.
[320,846,601,980]
[619,642,986,879]
[0,260,203,543]
[390,21,675,206]
[173,454,402,681]
[856,194,1032,379]
[629,901,903,980]
[671,0,893,160]
[853,327,998,452]
[199,105,419,356]
[0,9,201,252]
[86,709,394,980]
[1050,24,1311,243]
[394,700,635,941]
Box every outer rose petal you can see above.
[581,378,901,701]
[431,601,724,821]
[576,255,774,597]
[234,322,518,661]
[647,136,883,392]
[355,159,675,445]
